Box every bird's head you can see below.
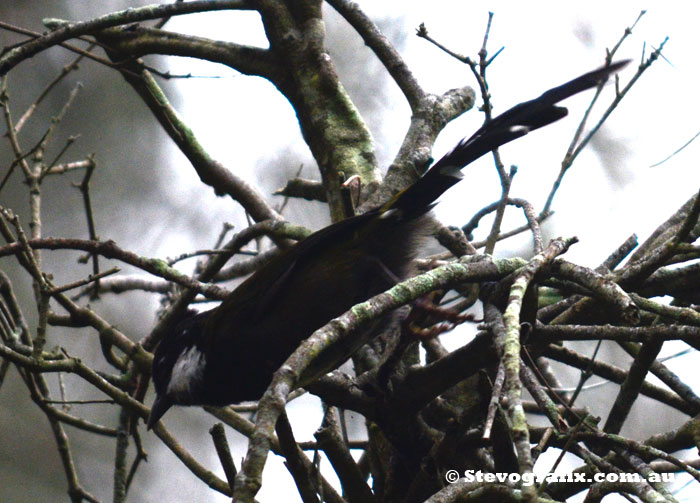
[147,310,209,430]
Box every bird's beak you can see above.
[147,394,173,430]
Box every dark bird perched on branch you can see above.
[147,60,629,429]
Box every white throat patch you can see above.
[167,345,206,402]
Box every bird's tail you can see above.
[384,60,630,218]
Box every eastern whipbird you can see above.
[147,60,629,429]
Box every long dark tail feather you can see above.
[387,60,630,217]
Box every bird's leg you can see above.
[403,291,478,340]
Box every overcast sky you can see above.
[164,2,699,261]
[2,3,693,502]
[156,3,700,502]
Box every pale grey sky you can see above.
[160,4,699,501]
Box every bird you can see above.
[147,60,629,429]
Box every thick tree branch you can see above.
[0,0,254,75]
[97,26,282,81]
